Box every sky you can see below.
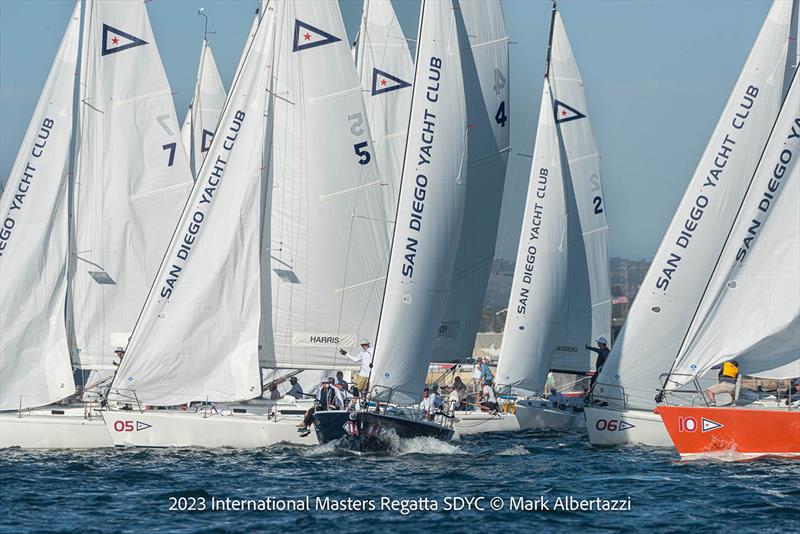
[0,0,774,261]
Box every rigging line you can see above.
[333,212,357,364]
[659,66,800,398]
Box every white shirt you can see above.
[346,347,373,378]
[419,395,436,415]
[482,385,497,404]
[472,365,482,379]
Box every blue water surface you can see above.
[1,428,798,533]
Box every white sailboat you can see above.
[456,5,608,435]
[180,14,226,177]
[432,0,511,366]
[586,0,798,447]
[0,0,193,448]
[314,0,468,451]
[354,0,414,235]
[102,0,390,448]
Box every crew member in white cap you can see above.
[339,339,373,393]
[586,336,610,392]
[112,346,125,367]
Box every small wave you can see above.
[393,435,461,456]
[300,440,340,457]
[496,444,530,456]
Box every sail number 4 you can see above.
[348,112,371,165]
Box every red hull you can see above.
[657,406,800,460]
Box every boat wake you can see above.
[496,444,530,456]
[302,429,461,457]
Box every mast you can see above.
[544,0,557,79]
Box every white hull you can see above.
[584,406,672,447]
[453,399,578,435]
[101,409,318,448]
[0,406,112,449]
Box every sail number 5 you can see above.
[347,112,371,165]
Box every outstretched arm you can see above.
[586,345,601,354]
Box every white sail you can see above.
[233,0,269,83]
[595,0,794,411]
[495,78,567,394]
[180,39,227,176]
[548,11,611,373]
[109,4,276,406]
[668,69,800,384]
[370,0,468,403]
[432,0,510,362]
[70,0,194,371]
[264,0,391,370]
[355,0,414,232]
[0,3,80,411]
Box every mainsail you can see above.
[354,0,414,231]
[265,0,390,370]
[548,10,611,373]
[495,77,568,393]
[370,0,468,403]
[109,2,277,406]
[432,0,511,363]
[595,0,795,411]
[70,0,194,371]
[667,68,800,384]
[0,3,81,410]
[180,38,227,177]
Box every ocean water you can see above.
[1,428,798,533]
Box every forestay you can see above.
[354,0,414,233]
[181,39,227,177]
[548,11,611,374]
[109,4,276,406]
[71,0,193,371]
[265,0,390,370]
[495,78,567,394]
[595,0,794,411]
[433,0,511,363]
[0,3,80,411]
[668,69,800,384]
[370,0,468,403]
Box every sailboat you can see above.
[0,0,193,448]
[454,3,610,435]
[101,0,390,448]
[180,11,226,177]
[656,67,799,460]
[313,0,468,452]
[586,0,798,447]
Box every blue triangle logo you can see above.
[201,129,214,153]
[135,421,152,431]
[293,20,341,52]
[554,99,586,124]
[371,68,411,96]
[701,417,723,433]
[101,24,148,56]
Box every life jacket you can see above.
[721,361,739,381]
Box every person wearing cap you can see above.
[338,338,373,393]
[706,359,740,404]
[785,379,800,405]
[112,346,125,367]
[479,358,494,386]
[586,336,610,391]
[286,377,304,400]
[478,380,498,412]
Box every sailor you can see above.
[339,339,373,393]
[786,379,800,405]
[430,384,444,410]
[706,359,739,404]
[297,380,335,434]
[472,361,483,392]
[480,358,494,386]
[586,336,610,391]
[268,384,281,400]
[479,380,498,412]
[333,382,350,410]
[112,346,125,367]
[547,387,566,410]
[450,376,468,410]
[335,371,348,388]
[419,387,436,420]
[285,377,304,400]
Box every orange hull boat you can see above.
[657,406,800,460]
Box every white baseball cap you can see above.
[359,338,370,345]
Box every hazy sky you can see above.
[0,0,773,261]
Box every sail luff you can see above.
[0,2,81,410]
[370,0,468,403]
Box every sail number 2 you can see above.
[590,173,603,214]
[347,112,371,165]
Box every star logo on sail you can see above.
[292,20,341,52]
[371,68,411,96]
[554,99,586,124]
[701,417,723,432]
[101,24,148,56]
